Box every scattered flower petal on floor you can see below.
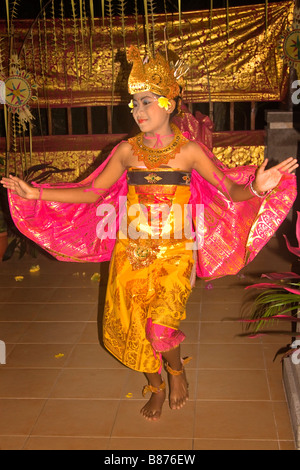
[29,265,40,273]
[205,282,213,290]
[126,393,133,398]
[54,353,65,359]
[14,276,24,282]
[91,273,101,282]
[237,273,246,279]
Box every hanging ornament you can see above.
[2,53,38,131]
[278,8,300,77]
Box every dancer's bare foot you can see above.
[140,388,166,421]
[168,368,189,410]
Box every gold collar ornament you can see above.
[128,123,189,170]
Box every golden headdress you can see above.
[127,45,188,100]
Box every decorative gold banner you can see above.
[0,2,294,106]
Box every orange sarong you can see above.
[103,169,194,373]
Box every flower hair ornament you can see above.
[128,99,134,112]
[157,96,171,110]
[128,96,171,113]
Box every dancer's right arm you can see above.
[0,142,130,204]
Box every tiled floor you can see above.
[0,237,296,450]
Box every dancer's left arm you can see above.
[190,143,298,202]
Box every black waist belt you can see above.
[127,171,191,186]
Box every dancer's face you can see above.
[131,92,174,133]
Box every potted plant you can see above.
[241,215,300,347]
[242,213,300,449]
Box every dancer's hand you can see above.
[253,157,298,194]
[0,175,38,200]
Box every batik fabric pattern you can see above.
[103,172,195,373]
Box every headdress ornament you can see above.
[127,45,188,100]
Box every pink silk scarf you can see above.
[7,137,297,280]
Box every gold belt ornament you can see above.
[126,239,161,270]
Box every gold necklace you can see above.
[128,124,189,170]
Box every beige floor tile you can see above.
[108,437,193,450]
[263,343,288,368]
[188,289,202,302]
[78,322,99,343]
[35,303,95,322]
[0,436,28,450]
[0,369,61,398]
[0,289,17,302]
[196,370,270,401]
[204,274,253,289]
[273,401,295,441]
[0,322,31,343]
[88,305,101,321]
[0,303,41,321]
[267,370,287,401]
[260,328,293,345]
[193,438,279,450]
[5,344,74,368]
[0,399,45,435]
[66,344,125,369]
[199,321,261,344]
[202,286,247,304]
[31,399,119,437]
[50,369,129,399]
[180,322,200,344]
[2,343,14,358]
[52,272,101,289]
[180,344,198,364]
[24,436,109,450]
[0,273,58,289]
[194,401,278,440]
[197,344,265,370]
[5,288,54,303]
[200,302,242,322]
[186,302,201,322]
[48,287,98,303]
[18,322,86,344]
[279,441,296,450]
[111,400,196,439]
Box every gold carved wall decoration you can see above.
[0,1,295,107]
